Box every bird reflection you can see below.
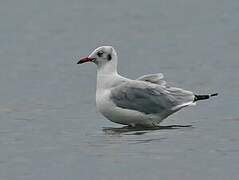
[103,124,192,135]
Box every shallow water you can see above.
[0,0,239,179]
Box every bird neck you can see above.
[96,55,127,90]
[96,64,119,90]
[97,60,117,75]
[96,54,118,82]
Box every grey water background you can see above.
[0,0,239,179]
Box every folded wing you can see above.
[110,81,195,115]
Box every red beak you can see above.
[77,57,95,64]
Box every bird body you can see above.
[78,46,217,127]
[96,75,167,127]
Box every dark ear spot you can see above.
[107,54,112,61]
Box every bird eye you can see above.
[107,54,112,61]
[97,51,104,57]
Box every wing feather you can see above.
[110,81,194,115]
[137,73,166,86]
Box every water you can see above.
[0,0,239,179]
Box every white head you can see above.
[78,46,118,73]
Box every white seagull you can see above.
[77,46,218,127]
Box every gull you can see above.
[77,46,218,127]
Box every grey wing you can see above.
[165,87,195,110]
[110,81,195,115]
[137,73,166,86]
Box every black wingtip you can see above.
[210,93,218,97]
[194,93,218,102]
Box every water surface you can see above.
[0,0,239,179]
